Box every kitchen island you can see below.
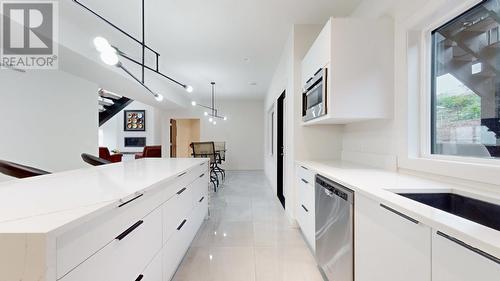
[0,158,209,281]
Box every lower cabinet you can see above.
[163,173,209,281]
[355,194,431,281]
[163,216,192,281]
[295,181,315,251]
[432,231,500,281]
[140,250,163,281]
[60,207,163,281]
[295,165,316,252]
[58,165,209,281]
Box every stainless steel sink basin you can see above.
[396,192,500,232]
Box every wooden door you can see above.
[170,119,177,157]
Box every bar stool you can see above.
[0,160,51,179]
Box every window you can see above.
[431,0,500,159]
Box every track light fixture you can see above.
[191,82,227,125]
[74,0,193,102]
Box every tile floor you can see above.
[172,171,324,281]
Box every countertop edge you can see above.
[295,159,500,258]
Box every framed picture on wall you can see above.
[124,110,146,131]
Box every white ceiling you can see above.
[62,0,361,102]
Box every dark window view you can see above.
[432,0,500,159]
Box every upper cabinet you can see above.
[301,17,394,125]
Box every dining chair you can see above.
[190,141,222,191]
[213,142,226,180]
[135,145,162,159]
[0,160,51,179]
[99,147,123,163]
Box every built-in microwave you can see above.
[302,67,327,122]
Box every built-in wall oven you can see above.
[302,67,327,122]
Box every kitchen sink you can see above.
[396,192,500,232]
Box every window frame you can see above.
[427,0,499,162]
[397,0,500,186]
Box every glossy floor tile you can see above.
[172,171,323,281]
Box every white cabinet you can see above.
[60,208,163,281]
[295,165,316,252]
[301,17,394,125]
[355,194,431,281]
[56,162,208,281]
[432,231,500,281]
[140,249,163,281]
[163,214,193,281]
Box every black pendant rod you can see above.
[118,63,157,98]
[116,50,187,88]
[72,0,159,57]
[211,82,215,116]
[74,0,189,90]
[141,0,145,83]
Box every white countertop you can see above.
[0,158,208,234]
[296,160,500,258]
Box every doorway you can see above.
[170,119,201,158]
[277,91,286,209]
[170,119,177,157]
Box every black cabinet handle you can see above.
[177,172,187,178]
[135,275,144,281]
[436,231,500,264]
[301,178,309,184]
[176,187,187,195]
[380,204,419,224]
[177,219,187,230]
[200,162,206,166]
[118,193,143,208]
[301,204,309,213]
[199,173,205,178]
[199,196,205,203]
[301,165,309,170]
[116,220,144,240]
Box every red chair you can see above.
[99,147,123,163]
[135,146,162,159]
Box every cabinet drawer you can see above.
[168,163,208,200]
[192,172,209,206]
[296,199,315,251]
[139,250,162,281]
[57,189,165,279]
[162,175,197,244]
[192,193,208,234]
[60,208,163,281]
[297,177,314,213]
[296,165,315,186]
[163,216,193,281]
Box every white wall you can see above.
[163,100,264,170]
[100,101,162,153]
[0,70,98,181]
[264,24,344,221]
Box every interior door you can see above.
[170,119,177,158]
[277,91,286,208]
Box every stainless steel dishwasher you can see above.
[315,175,354,281]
